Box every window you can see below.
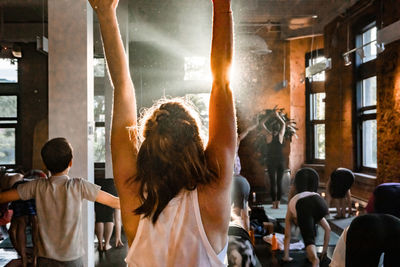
[355,22,377,172]
[0,95,18,165]
[357,77,377,169]
[94,58,105,78]
[308,56,326,82]
[358,25,377,64]
[306,50,326,162]
[0,59,18,83]
[94,95,105,163]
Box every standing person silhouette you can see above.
[262,111,286,209]
[90,0,236,265]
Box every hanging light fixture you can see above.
[343,54,352,66]
[343,24,352,66]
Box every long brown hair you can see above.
[134,98,215,223]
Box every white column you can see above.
[48,0,94,266]
[104,0,129,178]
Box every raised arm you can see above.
[90,0,140,245]
[275,111,286,144]
[206,0,236,187]
[238,119,258,143]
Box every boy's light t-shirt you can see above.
[17,175,100,261]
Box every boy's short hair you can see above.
[41,138,73,174]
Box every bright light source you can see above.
[184,56,211,81]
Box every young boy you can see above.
[0,137,120,266]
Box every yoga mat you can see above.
[276,250,331,267]
[262,204,288,221]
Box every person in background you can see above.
[331,214,400,267]
[365,182,400,217]
[262,111,286,209]
[8,170,47,267]
[326,168,354,219]
[95,178,124,251]
[232,115,267,232]
[288,167,319,201]
[283,191,330,267]
[0,137,120,267]
[331,182,400,267]
[90,0,236,265]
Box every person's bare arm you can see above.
[346,190,353,216]
[240,202,250,232]
[326,179,332,207]
[198,0,235,252]
[238,120,258,143]
[89,0,140,245]
[283,210,293,261]
[95,190,120,209]
[0,189,20,204]
[319,217,331,260]
[114,209,124,247]
[275,111,286,144]
[203,0,235,204]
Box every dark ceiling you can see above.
[0,0,360,50]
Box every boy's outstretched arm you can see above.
[96,190,120,209]
[0,189,20,204]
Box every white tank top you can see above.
[288,191,319,218]
[125,188,228,267]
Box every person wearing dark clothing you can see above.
[283,192,330,267]
[366,183,400,218]
[288,167,319,201]
[229,174,261,267]
[327,168,354,218]
[95,178,123,251]
[345,214,400,267]
[231,175,250,211]
[263,111,286,209]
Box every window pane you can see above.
[0,59,18,83]
[314,124,325,160]
[312,93,326,120]
[0,96,17,118]
[363,120,377,168]
[94,58,105,77]
[94,127,105,163]
[362,26,377,63]
[94,95,105,122]
[0,128,16,164]
[362,76,377,107]
[309,56,326,82]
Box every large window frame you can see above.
[355,21,377,174]
[305,49,326,164]
[0,87,19,167]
